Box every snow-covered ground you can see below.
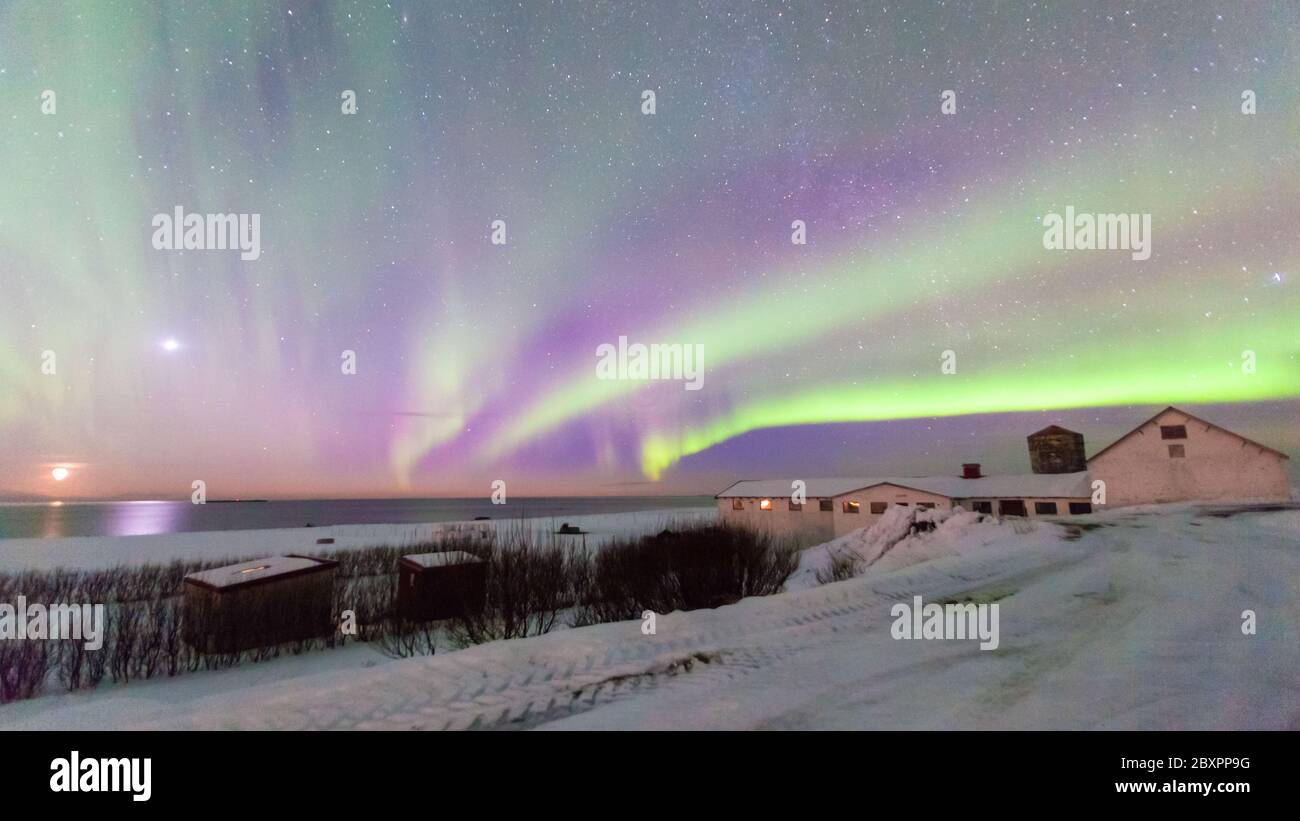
[0,506,715,572]
[1,503,1296,730]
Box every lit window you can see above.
[819,499,833,511]
[869,502,888,514]
[1160,424,1188,440]
[788,500,803,511]
[1168,444,1185,458]
[759,499,773,511]
[842,501,861,514]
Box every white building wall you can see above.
[718,484,953,541]
[830,485,954,537]
[717,497,836,545]
[719,485,1097,543]
[950,496,1092,517]
[1088,408,1291,506]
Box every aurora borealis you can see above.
[1,1,1297,500]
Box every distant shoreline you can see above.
[0,494,712,506]
[0,496,716,541]
[0,505,718,572]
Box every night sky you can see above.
[1,1,1297,500]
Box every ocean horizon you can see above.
[0,495,715,540]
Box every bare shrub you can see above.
[0,519,797,703]
[0,639,53,703]
[815,549,863,585]
[577,523,800,624]
[57,635,89,691]
[372,613,440,659]
[447,528,586,646]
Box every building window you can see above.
[869,502,888,514]
[788,500,803,511]
[895,502,910,507]
[918,502,936,509]
[819,499,833,512]
[1160,424,1188,440]
[842,501,861,514]
[999,500,1028,517]
[1034,501,1058,515]
[1168,444,1185,458]
[1069,502,1093,514]
[971,501,993,514]
[731,499,743,511]
[759,499,773,511]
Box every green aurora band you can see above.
[492,126,1300,479]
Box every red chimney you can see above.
[961,463,982,479]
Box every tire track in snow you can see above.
[128,534,1089,731]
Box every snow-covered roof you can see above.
[901,472,1092,499]
[402,551,482,568]
[184,555,333,590]
[717,472,1091,500]
[716,478,887,498]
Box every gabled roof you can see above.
[716,472,1091,500]
[1087,405,1290,463]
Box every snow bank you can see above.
[789,505,1016,590]
[3,503,1295,730]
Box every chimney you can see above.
[961,463,982,479]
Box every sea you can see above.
[0,496,715,540]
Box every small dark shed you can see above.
[183,554,338,654]
[397,551,487,621]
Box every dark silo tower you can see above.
[1027,425,1087,474]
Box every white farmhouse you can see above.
[716,406,1291,541]
[1086,406,1290,507]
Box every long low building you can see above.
[717,471,1092,542]
[716,406,1291,542]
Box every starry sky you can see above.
[1,1,1297,500]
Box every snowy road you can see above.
[3,505,1296,730]
[548,506,1300,731]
